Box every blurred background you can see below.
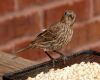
[0,0,100,63]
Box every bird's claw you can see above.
[61,55,68,65]
[51,59,57,67]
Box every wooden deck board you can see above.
[0,51,36,80]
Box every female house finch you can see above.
[13,10,76,64]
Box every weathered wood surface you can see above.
[0,51,36,80]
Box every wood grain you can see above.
[0,51,37,80]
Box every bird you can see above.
[13,10,76,64]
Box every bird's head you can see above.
[61,10,76,26]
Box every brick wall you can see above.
[0,0,100,62]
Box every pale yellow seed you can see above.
[27,62,100,80]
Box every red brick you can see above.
[86,20,100,43]
[0,11,41,44]
[44,0,92,27]
[26,49,46,61]
[18,0,57,9]
[93,0,100,15]
[0,0,14,15]
[0,25,9,45]
[18,0,35,9]
[0,37,33,54]
[13,40,33,60]
[91,42,100,52]
[34,0,56,4]
[74,25,88,46]
[11,13,41,37]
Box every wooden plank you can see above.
[0,51,37,80]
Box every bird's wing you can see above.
[31,22,63,45]
[31,28,57,44]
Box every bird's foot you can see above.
[51,58,57,67]
[60,55,68,65]
[53,50,68,65]
[45,51,57,67]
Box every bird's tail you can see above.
[12,44,33,59]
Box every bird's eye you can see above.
[64,12,67,15]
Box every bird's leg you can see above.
[53,50,67,64]
[45,51,56,67]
